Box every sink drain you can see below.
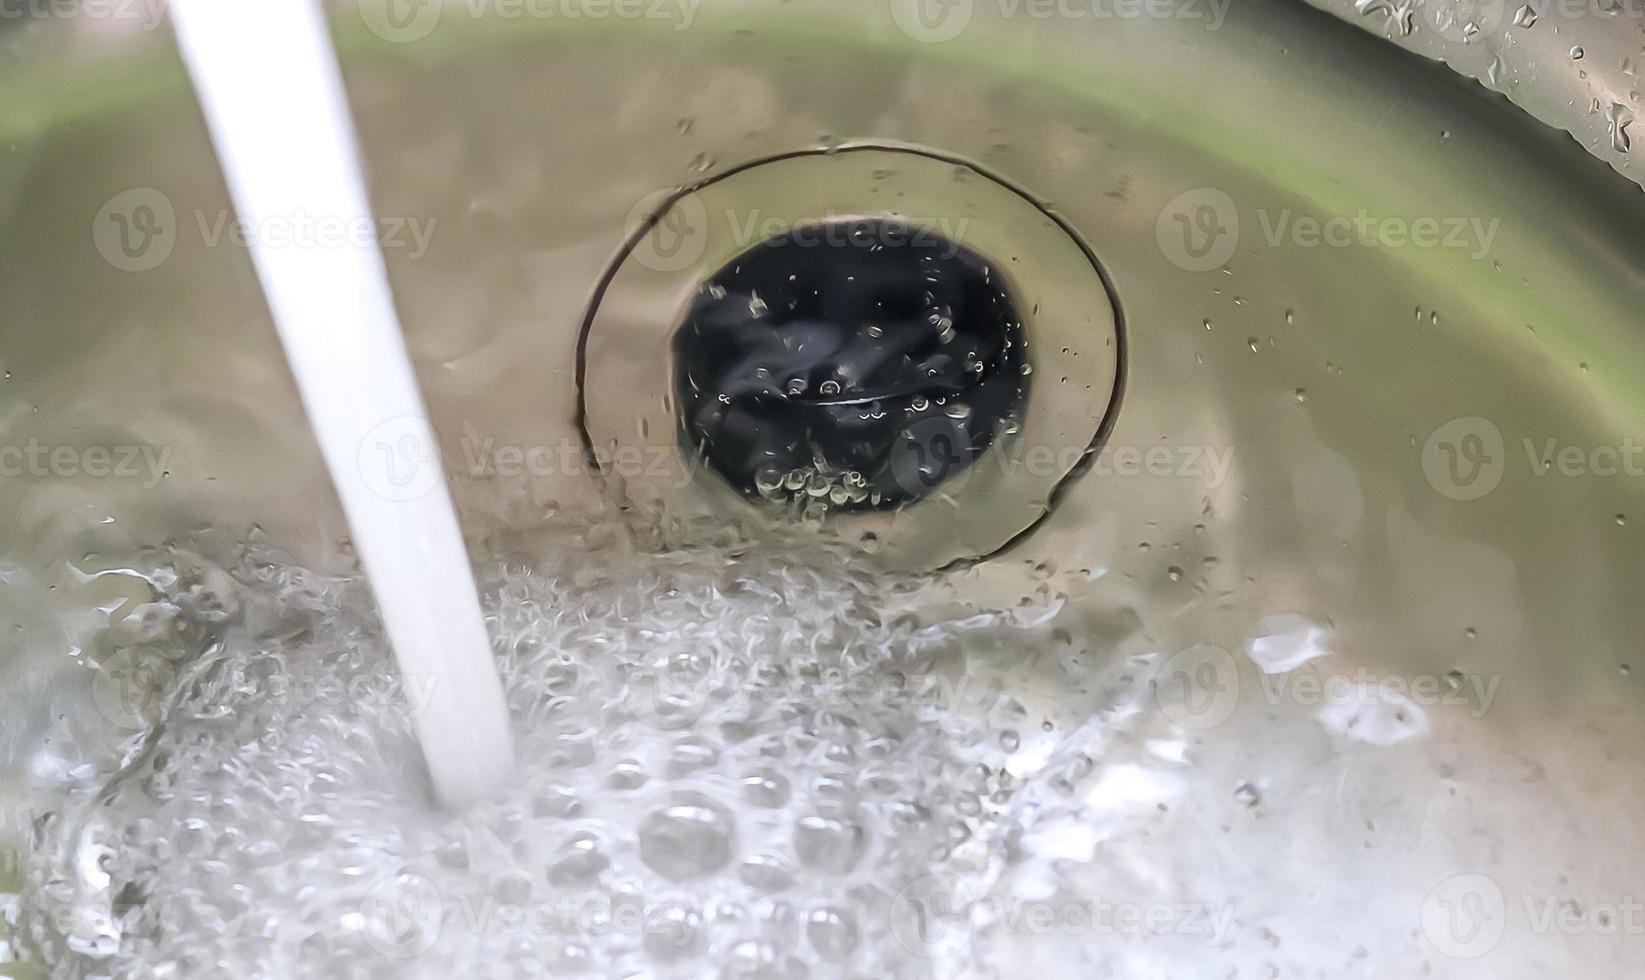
[578,145,1122,567]
[673,217,1028,509]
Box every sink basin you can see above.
[3,1,1643,977]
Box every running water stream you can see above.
[166,0,515,806]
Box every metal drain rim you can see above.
[576,142,1128,568]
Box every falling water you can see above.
[166,0,515,806]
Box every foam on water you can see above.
[14,512,1168,979]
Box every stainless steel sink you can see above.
[3,0,1644,977]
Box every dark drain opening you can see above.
[672,218,1029,509]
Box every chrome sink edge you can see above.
[1305,0,1643,190]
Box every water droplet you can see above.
[547,831,611,885]
[738,854,794,892]
[805,906,860,962]
[741,768,792,808]
[1606,102,1633,153]
[638,800,735,881]
[793,815,867,874]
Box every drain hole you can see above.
[673,218,1028,509]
